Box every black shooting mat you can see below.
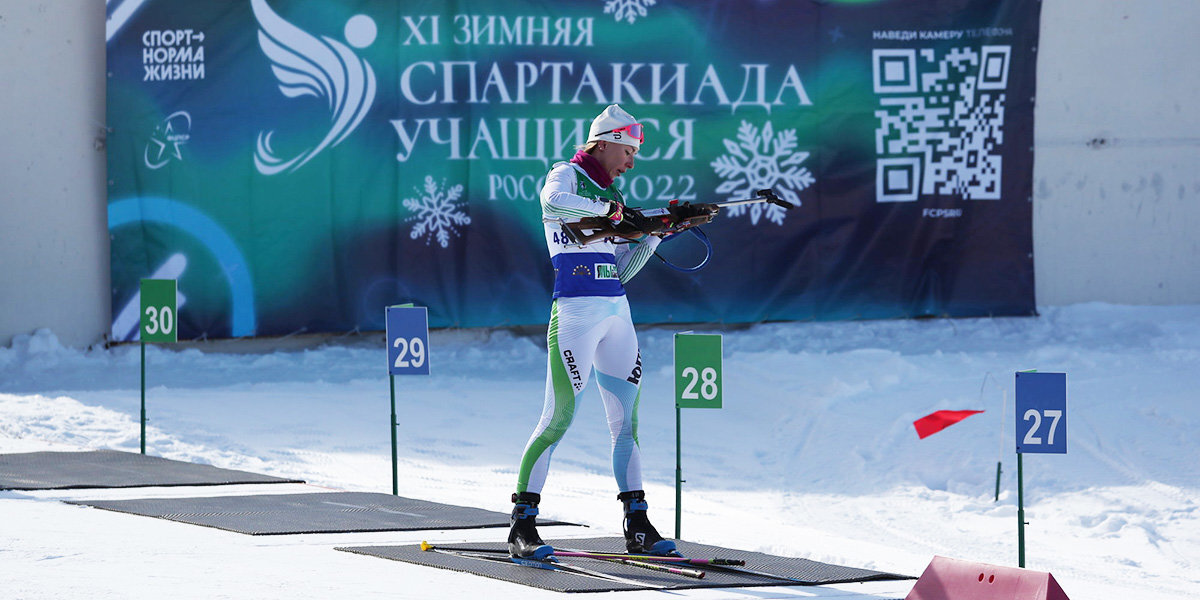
[67,491,577,535]
[336,537,913,593]
[0,450,303,490]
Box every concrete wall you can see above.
[2,0,1199,348]
[0,0,109,348]
[1033,0,1200,304]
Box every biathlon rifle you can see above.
[549,188,795,247]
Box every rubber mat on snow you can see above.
[68,490,577,535]
[0,450,302,490]
[337,537,913,593]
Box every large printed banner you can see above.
[106,0,1040,340]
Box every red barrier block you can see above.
[906,556,1070,600]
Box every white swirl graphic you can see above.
[251,0,377,175]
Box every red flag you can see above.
[913,410,985,439]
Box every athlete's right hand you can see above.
[606,201,624,224]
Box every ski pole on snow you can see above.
[419,542,708,578]
[578,555,705,579]
[419,541,740,566]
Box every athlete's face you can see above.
[592,141,638,180]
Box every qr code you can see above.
[872,46,1011,202]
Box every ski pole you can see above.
[556,547,746,567]
[593,556,704,579]
[565,548,804,583]
[427,546,665,589]
[420,542,704,579]
[420,541,742,566]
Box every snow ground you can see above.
[2,303,1198,599]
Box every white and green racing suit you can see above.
[515,161,661,495]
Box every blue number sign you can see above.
[386,305,429,376]
[1015,372,1066,454]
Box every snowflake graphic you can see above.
[604,0,656,24]
[710,120,815,226]
[402,175,471,248]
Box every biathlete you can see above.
[507,104,711,559]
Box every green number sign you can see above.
[140,279,178,343]
[675,333,722,409]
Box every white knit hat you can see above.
[587,104,642,149]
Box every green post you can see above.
[139,279,177,456]
[673,332,722,541]
[385,303,427,496]
[675,404,683,539]
[140,341,146,455]
[1014,369,1067,569]
[994,461,1002,502]
[1017,452,1026,567]
[390,374,398,496]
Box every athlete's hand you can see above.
[613,207,666,238]
[606,201,624,223]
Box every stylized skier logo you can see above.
[251,0,377,175]
[144,111,192,170]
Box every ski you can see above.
[420,545,667,589]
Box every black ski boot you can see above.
[508,492,553,559]
[618,490,678,556]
